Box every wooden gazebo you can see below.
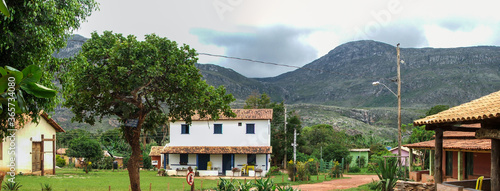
[414,90,500,190]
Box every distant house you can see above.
[404,128,490,183]
[0,113,65,175]
[158,109,273,177]
[349,149,370,168]
[149,146,163,169]
[388,146,421,167]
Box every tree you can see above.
[67,136,103,173]
[424,105,449,117]
[60,31,235,191]
[300,124,349,162]
[243,91,271,109]
[0,0,97,138]
[0,65,57,139]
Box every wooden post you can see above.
[429,150,434,175]
[282,175,284,182]
[149,183,151,191]
[324,175,326,180]
[183,182,185,190]
[457,151,463,181]
[200,180,203,191]
[409,148,413,172]
[41,134,45,176]
[317,175,318,180]
[53,134,56,175]
[168,182,170,191]
[109,185,111,191]
[492,139,500,191]
[244,178,246,184]
[434,128,443,184]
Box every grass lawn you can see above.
[9,168,342,190]
[334,182,376,191]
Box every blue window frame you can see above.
[214,124,222,134]
[246,124,255,134]
[181,124,189,134]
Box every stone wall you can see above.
[394,180,435,191]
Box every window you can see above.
[247,154,256,165]
[238,122,242,126]
[445,151,453,176]
[181,124,189,134]
[180,154,188,165]
[214,124,222,134]
[246,124,255,134]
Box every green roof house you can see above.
[349,149,370,168]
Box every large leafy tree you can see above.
[0,0,97,136]
[60,31,235,191]
[300,124,349,162]
[67,136,103,173]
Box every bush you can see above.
[306,158,319,175]
[329,161,342,177]
[265,166,283,177]
[92,156,114,169]
[286,161,310,181]
[55,155,66,167]
[348,166,361,173]
[356,156,366,167]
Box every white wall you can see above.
[169,119,271,146]
[0,117,57,174]
[167,154,197,169]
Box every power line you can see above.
[197,52,356,77]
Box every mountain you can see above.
[51,35,500,139]
[199,40,500,108]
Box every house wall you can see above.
[390,149,410,166]
[349,151,369,167]
[473,152,490,176]
[0,117,57,174]
[440,150,491,180]
[151,156,161,169]
[167,153,269,173]
[169,120,271,147]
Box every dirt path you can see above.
[292,174,378,191]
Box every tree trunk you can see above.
[125,122,144,191]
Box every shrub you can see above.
[329,161,342,177]
[254,177,275,191]
[373,159,398,191]
[348,166,361,173]
[2,181,22,191]
[92,156,114,169]
[217,178,236,191]
[55,155,66,167]
[356,156,366,167]
[306,158,319,175]
[265,166,283,177]
[41,183,53,191]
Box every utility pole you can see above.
[284,106,287,168]
[397,43,402,167]
[292,128,297,164]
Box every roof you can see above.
[190,109,273,121]
[161,146,272,154]
[404,139,491,152]
[414,90,500,126]
[56,148,68,155]
[41,113,65,133]
[149,146,163,156]
[349,149,370,152]
[440,131,476,139]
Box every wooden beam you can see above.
[476,128,500,139]
[429,150,434,176]
[425,125,479,132]
[492,139,500,191]
[434,128,443,183]
[457,151,463,181]
[41,134,44,176]
[409,148,413,172]
[53,134,56,175]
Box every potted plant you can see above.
[232,167,240,177]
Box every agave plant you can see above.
[41,183,53,191]
[372,159,398,191]
[217,178,236,191]
[2,181,22,191]
[276,184,300,191]
[253,177,276,191]
[237,179,253,191]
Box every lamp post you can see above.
[372,43,402,166]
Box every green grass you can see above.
[7,169,342,190]
[335,183,375,191]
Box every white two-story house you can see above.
[160,109,272,176]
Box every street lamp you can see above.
[372,43,402,167]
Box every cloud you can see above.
[191,25,318,78]
[346,22,430,48]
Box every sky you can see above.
[75,0,500,78]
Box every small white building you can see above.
[160,109,273,177]
[0,113,65,175]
